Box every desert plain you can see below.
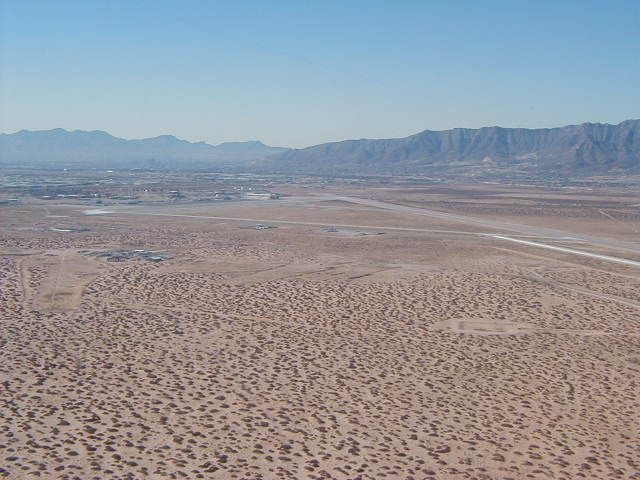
[1,178,640,480]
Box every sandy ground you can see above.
[1,186,640,480]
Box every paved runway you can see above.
[72,195,640,269]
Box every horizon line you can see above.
[2,118,638,150]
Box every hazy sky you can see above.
[1,0,639,147]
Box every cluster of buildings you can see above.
[89,249,170,263]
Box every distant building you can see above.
[243,192,271,200]
[243,192,281,200]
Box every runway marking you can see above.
[489,235,640,268]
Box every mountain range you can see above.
[0,128,287,170]
[260,120,640,178]
[2,120,639,179]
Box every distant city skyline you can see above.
[1,0,639,148]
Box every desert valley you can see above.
[1,172,639,479]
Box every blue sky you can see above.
[1,0,638,147]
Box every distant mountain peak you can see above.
[150,134,179,140]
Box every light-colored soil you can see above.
[1,185,639,480]
[17,249,103,312]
